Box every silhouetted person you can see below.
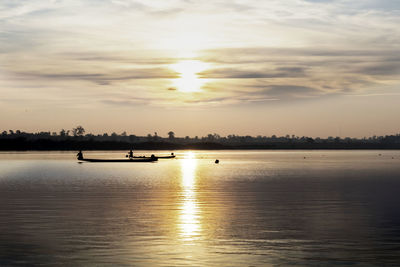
[215,159,219,164]
[77,150,83,160]
[171,152,174,156]
[151,154,156,161]
[128,149,134,158]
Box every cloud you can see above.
[356,63,400,76]
[8,68,180,85]
[182,96,231,104]
[302,0,332,3]
[258,85,323,98]
[101,98,151,106]
[1,0,400,109]
[198,47,400,97]
[198,67,306,79]
[64,53,178,65]
[200,48,400,64]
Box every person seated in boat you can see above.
[77,150,83,160]
[151,154,156,160]
[127,149,134,159]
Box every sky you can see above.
[0,0,399,137]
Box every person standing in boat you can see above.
[128,149,134,159]
[77,150,83,160]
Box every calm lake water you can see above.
[1,150,400,266]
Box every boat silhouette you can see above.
[77,151,157,162]
[130,152,176,159]
[79,157,157,163]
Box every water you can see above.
[1,150,400,266]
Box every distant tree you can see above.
[72,126,85,137]
[9,130,14,135]
[168,131,175,139]
[1,131,7,136]
[147,134,152,141]
[16,130,21,135]
[121,131,127,136]
[38,131,50,137]
[60,129,66,137]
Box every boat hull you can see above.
[79,158,157,162]
[155,155,176,159]
[132,155,176,159]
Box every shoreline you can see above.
[1,147,400,152]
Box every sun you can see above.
[170,60,210,93]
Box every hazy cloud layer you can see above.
[1,0,399,108]
[196,47,400,102]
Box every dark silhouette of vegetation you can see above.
[72,126,85,137]
[1,127,400,150]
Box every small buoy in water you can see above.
[215,159,219,164]
[304,157,306,159]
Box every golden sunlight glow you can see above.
[179,151,201,240]
[170,60,210,93]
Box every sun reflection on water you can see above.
[179,152,201,240]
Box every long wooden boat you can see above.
[79,157,157,162]
[132,155,176,159]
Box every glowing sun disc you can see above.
[170,60,209,93]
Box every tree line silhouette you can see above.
[1,126,400,150]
